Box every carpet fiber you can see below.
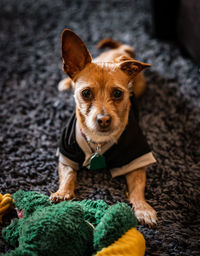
[0,0,200,255]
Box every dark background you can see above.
[0,0,200,255]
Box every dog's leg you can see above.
[126,168,157,227]
[50,162,76,202]
[58,77,72,91]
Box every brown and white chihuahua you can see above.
[50,29,157,226]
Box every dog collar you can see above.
[79,128,106,170]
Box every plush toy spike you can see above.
[94,227,145,256]
[78,199,109,226]
[93,202,138,251]
[0,193,14,223]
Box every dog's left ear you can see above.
[117,56,151,78]
[61,29,92,79]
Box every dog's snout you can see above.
[97,114,112,128]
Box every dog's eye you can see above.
[112,89,123,100]
[81,89,92,100]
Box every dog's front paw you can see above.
[132,200,157,227]
[50,190,75,203]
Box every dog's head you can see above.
[61,29,151,143]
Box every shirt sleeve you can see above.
[59,113,85,166]
[110,152,156,178]
[57,148,79,171]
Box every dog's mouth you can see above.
[95,126,121,138]
[97,127,111,133]
[81,123,122,144]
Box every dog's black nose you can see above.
[97,114,112,128]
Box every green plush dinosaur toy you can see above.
[1,190,145,256]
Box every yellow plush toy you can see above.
[95,228,145,256]
[0,193,14,223]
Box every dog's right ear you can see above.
[116,55,151,78]
[61,29,92,79]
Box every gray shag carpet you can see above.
[0,0,200,255]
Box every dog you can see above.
[50,29,157,226]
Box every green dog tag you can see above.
[89,153,106,170]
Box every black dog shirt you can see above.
[58,96,156,177]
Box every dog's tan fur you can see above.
[50,29,157,226]
[58,38,147,98]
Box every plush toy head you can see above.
[11,190,51,218]
[2,190,145,256]
[2,190,93,256]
